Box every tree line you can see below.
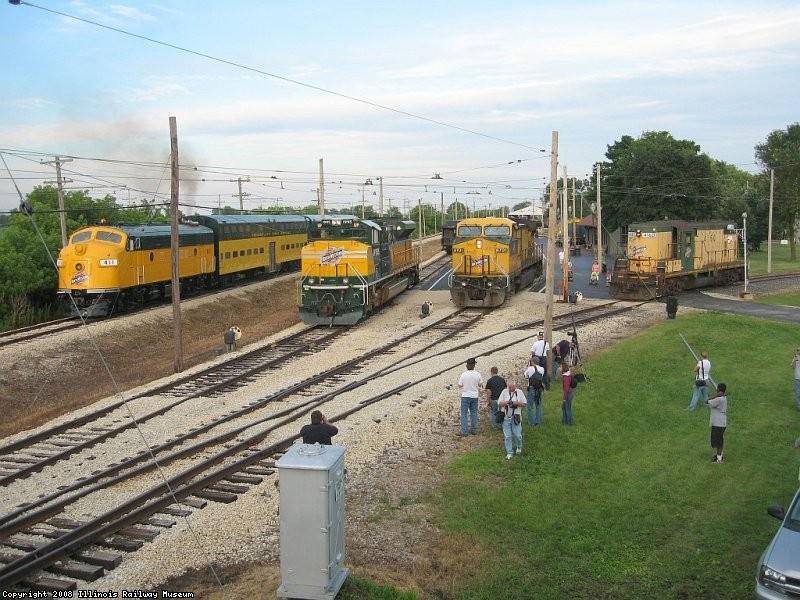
[1,124,796,330]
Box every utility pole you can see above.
[230,177,250,213]
[42,156,72,247]
[379,176,384,216]
[561,165,569,302]
[571,177,576,247]
[318,158,325,218]
[768,169,774,273]
[418,199,423,239]
[169,116,183,373]
[544,131,558,380]
[596,164,603,269]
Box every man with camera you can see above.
[497,380,526,460]
[300,410,339,445]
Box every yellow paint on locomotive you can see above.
[692,227,741,270]
[217,232,306,276]
[451,217,536,277]
[625,230,674,274]
[626,226,740,276]
[301,239,374,279]
[57,227,214,292]
[389,239,419,276]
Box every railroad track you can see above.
[0,309,486,591]
[0,318,83,349]
[0,301,639,591]
[417,253,450,284]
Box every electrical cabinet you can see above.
[276,443,348,600]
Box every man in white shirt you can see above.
[458,358,483,436]
[687,351,711,411]
[530,332,551,390]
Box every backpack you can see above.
[569,376,578,389]
[528,369,544,390]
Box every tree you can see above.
[595,131,723,231]
[755,123,800,260]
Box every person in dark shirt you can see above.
[300,410,339,445]
[485,366,507,431]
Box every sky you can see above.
[1,0,798,217]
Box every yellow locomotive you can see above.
[609,220,744,300]
[57,214,315,317]
[299,217,420,325]
[449,216,543,308]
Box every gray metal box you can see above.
[276,443,348,600]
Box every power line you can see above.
[15,1,548,153]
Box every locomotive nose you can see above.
[320,303,334,316]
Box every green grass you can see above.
[341,311,800,599]
[754,290,800,307]
[749,242,800,275]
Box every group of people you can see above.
[687,351,728,464]
[457,332,579,460]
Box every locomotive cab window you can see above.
[96,231,123,244]
[484,225,510,237]
[457,225,482,238]
[71,231,92,244]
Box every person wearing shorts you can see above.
[708,383,728,463]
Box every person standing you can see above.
[300,410,339,445]
[485,366,507,431]
[498,380,527,459]
[530,332,551,390]
[708,383,728,463]
[687,351,711,411]
[560,363,576,426]
[458,358,483,436]
[791,347,800,411]
[523,357,544,426]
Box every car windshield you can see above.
[786,491,800,531]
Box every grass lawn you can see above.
[340,311,800,599]
[749,242,800,275]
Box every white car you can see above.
[755,485,800,598]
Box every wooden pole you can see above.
[318,158,325,218]
[562,165,569,302]
[544,131,558,377]
[169,116,183,373]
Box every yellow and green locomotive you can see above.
[57,214,315,317]
[609,220,744,300]
[448,216,543,308]
[299,217,420,325]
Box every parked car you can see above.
[755,485,800,599]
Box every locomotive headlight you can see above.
[342,277,349,284]
[476,240,483,249]
[308,277,316,284]
[99,259,118,267]
[75,263,84,272]
[461,282,466,287]
[487,282,493,287]
[56,259,63,267]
